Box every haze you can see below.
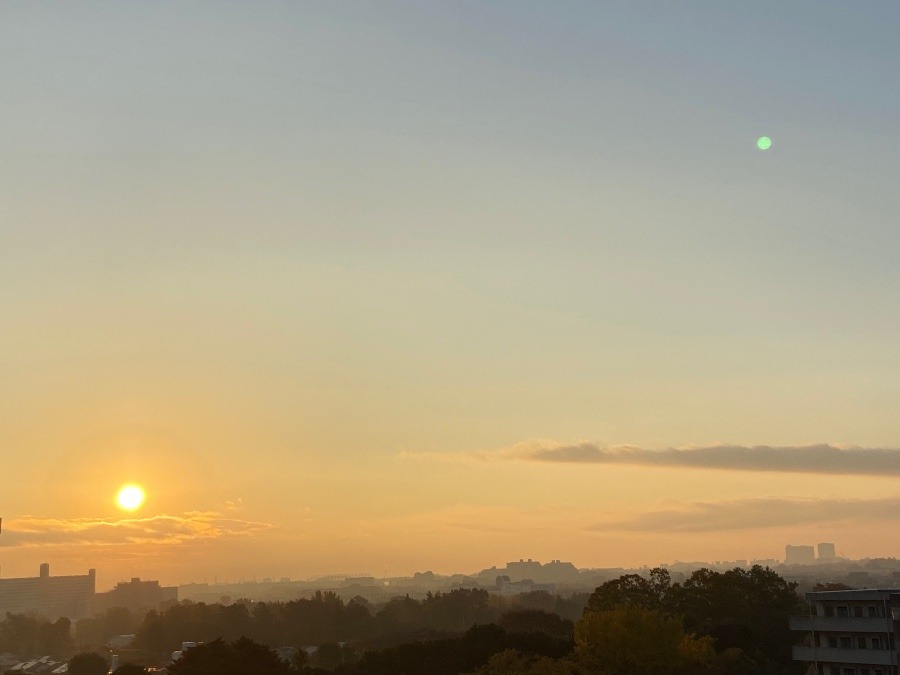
[2,1,900,588]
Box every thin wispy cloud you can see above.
[0,512,275,548]
[402,442,900,476]
[589,496,900,533]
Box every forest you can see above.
[2,565,806,674]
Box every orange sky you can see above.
[3,3,900,588]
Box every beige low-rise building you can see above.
[792,589,899,675]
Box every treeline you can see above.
[3,565,806,674]
[150,565,806,674]
[134,588,586,654]
[584,565,805,672]
[0,614,73,657]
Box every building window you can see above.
[828,636,838,648]
[837,606,849,617]
[868,606,877,617]
[842,668,855,675]
[854,605,864,617]
[871,636,881,649]
[860,669,871,675]
[825,605,835,617]
[839,636,852,649]
[857,636,867,648]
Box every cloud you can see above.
[402,442,900,476]
[0,512,275,548]
[588,496,900,533]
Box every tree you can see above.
[673,566,803,672]
[68,652,109,675]
[586,568,672,613]
[113,664,147,675]
[498,609,573,640]
[311,642,345,670]
[291,648,308,670]
[473,649,579,674]
[38,617,73,656]
[134,609,167,655]
[0,613,40,656]
[575,606,714,675]
[166,637,291,675]
[812,582,853,592]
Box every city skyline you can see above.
[3,2,900,585]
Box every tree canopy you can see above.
[584,565,804,673]
[166,637,291,675]
[68,652,109,675]
[575,606,714,675]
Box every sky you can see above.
[2,1,900,589]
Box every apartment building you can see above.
[0,563,95,620]
[791,589,899,675]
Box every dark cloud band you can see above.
[589,496,900,533]
[523,443,900,476]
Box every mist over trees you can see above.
[0,566,805,674]
[0,614,73,658]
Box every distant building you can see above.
[542,560,581,581]
[92,577,178,614]
[506,559,543,581]
[495,575,555,596]
[818,543,837,561]
[786,545,816,565]
[791,588,898,674]
[0,563,95,619]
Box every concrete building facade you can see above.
[786,545,817,565]
[792,589,900,674]
[819,543,838,561]
[0,564,95,619]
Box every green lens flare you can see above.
[757,136,772,150]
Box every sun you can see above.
[116,484,146,512]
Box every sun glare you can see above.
[116,484,146,512]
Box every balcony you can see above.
[792,646,896,666]
[790,615,892,632]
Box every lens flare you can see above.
[757,136,772,150]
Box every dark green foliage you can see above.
[0,613,73,658]
[357,624,508,675]
[166,637,291,675]
[357,621,574,675]
[675,566,804,673]
[133,588,506,657]
[473,649,580,674]
[574,606,715,674]
[68,651,108,675]
[586,568,672,613]
[75,607,139,649]
[584,565,805,674]
[498,609,574,641]
[113,664,147,675]
[552,593,590,622]
[310,642,350,670]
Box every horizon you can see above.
[0,543,883,592]
[3,2,900,588]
